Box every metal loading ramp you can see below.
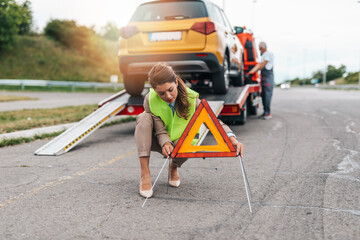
[34,93,128,156]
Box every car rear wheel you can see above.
[236,99,247,125]
[247,93,258,116]
[232,61,244,86]
[123,75,145,96]
[212,54,230,94]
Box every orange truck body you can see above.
[236,31,260,83]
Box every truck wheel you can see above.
[236,99,247,125]
[123,75,144,96]
[247,94,257,116]
[212,54,230,94]
[232,61,244,86]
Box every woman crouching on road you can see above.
[135,63,244,198]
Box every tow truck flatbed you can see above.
[197,86,245,102]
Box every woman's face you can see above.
[154,81,178,104]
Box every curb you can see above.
[0,116,132,141]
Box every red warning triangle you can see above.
[171,99,237,158]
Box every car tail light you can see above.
[191,21,216,35]
[119,26,139,39]
[124,56,136,61]
[220,105,240,115]
[118,105,144,115]
[196,53,208,57]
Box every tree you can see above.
[285,64,347,85]
[0,0,32,51]
[326,64,346,81]
[44,20,95,49]
[18,0,32,35]
[311,64,346,82]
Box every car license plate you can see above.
[149,31,182,42]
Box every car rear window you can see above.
[130,1,207,22]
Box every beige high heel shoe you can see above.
[139,176,153,198]
[139,188,153,198]
[169,179,180,188]
[169,164,180,188]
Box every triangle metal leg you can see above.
[238,156,252,213]
[167,158,171,194]
[241,159,253,198]
[142,156,170,208]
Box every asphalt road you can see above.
[1,87,359,239]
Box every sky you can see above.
[29,0,360,83]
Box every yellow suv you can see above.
[118,0,244,95]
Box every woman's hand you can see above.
[162,142,174,157]
[229,136,244,158]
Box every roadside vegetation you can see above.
[0,0,32,51]
[0,1,121,83]
[0,1,132,148]
[283,64,359,86]
[0,34,120,83]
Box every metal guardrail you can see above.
[317,84,360,90]
[0,79,124,91]
[278,84,360,90]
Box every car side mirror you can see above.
[234,26,244,34]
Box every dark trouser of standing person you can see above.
[260,68,274,118]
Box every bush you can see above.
[0,0,32,51]
[44,20,95,49]
[345,72,359,84]
[311,64,346,83]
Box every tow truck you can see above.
[35,27,261,156]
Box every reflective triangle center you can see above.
[178,104,231,153]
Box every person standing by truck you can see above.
[247,41,274,120]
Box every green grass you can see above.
[0,131,64,147]
[0,35,122,82]
[0,104,99,134]
[334,77,346,85]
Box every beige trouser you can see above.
[134,112,188,167]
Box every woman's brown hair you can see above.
[148,63,192,119]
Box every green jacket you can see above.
[149,87,198,142]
